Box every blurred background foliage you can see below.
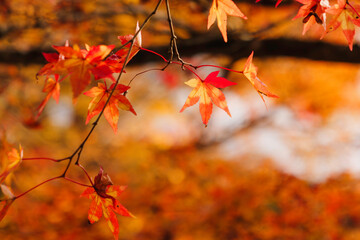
[2,0,360,239]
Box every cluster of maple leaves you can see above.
[36,29,141,132]
[211,0,360,50]
[36,0,360,131]
[36,32,277,129]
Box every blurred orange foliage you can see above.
[1,0,360,239]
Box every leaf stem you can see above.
[64,177,92,187]
[139,47,202,80]
[139,47,168,62]
[75,163,94,186]
[128,67,165,86]
[10,176,92,201]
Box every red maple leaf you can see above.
[36,41,71,119]
[53,44,115,99]
[37,40,68,77]
[37,52,60,77]
[180,71,236,126]
[83,82,136,133]
[243,51,278,104]
[80,168,133,240]
[106,23,142,72]
[207,0,247,42]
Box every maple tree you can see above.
[1,0,360,239]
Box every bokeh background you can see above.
[2,0,360,239]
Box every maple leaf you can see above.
[83,82,136,133]
[293,0,328,35]
[107,22,142,72]
[80,167,133,240]
[37,52,60,77]
[243,51,279,104]
[180,71,236,126]
[54,44,115,99]
[325,0,360,50]
[0,144,22,222]
[36,76,60,119]
[37,40,68,77]
[36,41,69,119]
[207,0,247,42]
[0,145,23,184]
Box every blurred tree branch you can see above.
[2,36,360,65]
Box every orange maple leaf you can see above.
[325,0,360,50]
[0,144,22,222]
[107,23,142,72]
[180,71,236,126]
[53,44,115,99]
[293,0,327,35]
[207,0,247,42]
[80,168,133,240]
[83,82,136,133]
[0,145,23,184]
[36,76,60,119]
[243,51,278,104]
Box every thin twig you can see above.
[140,47,202,80]
[75,163,94,186]
[165,0,189,68]
[64,177,92,187]
[13,176,61,199]
[128,67,166,86]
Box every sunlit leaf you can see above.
[207,0,247,42]
[84,82,136,133]
[243,51,278,104]
[180,71,236,126]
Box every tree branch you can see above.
[3,37,360,65]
